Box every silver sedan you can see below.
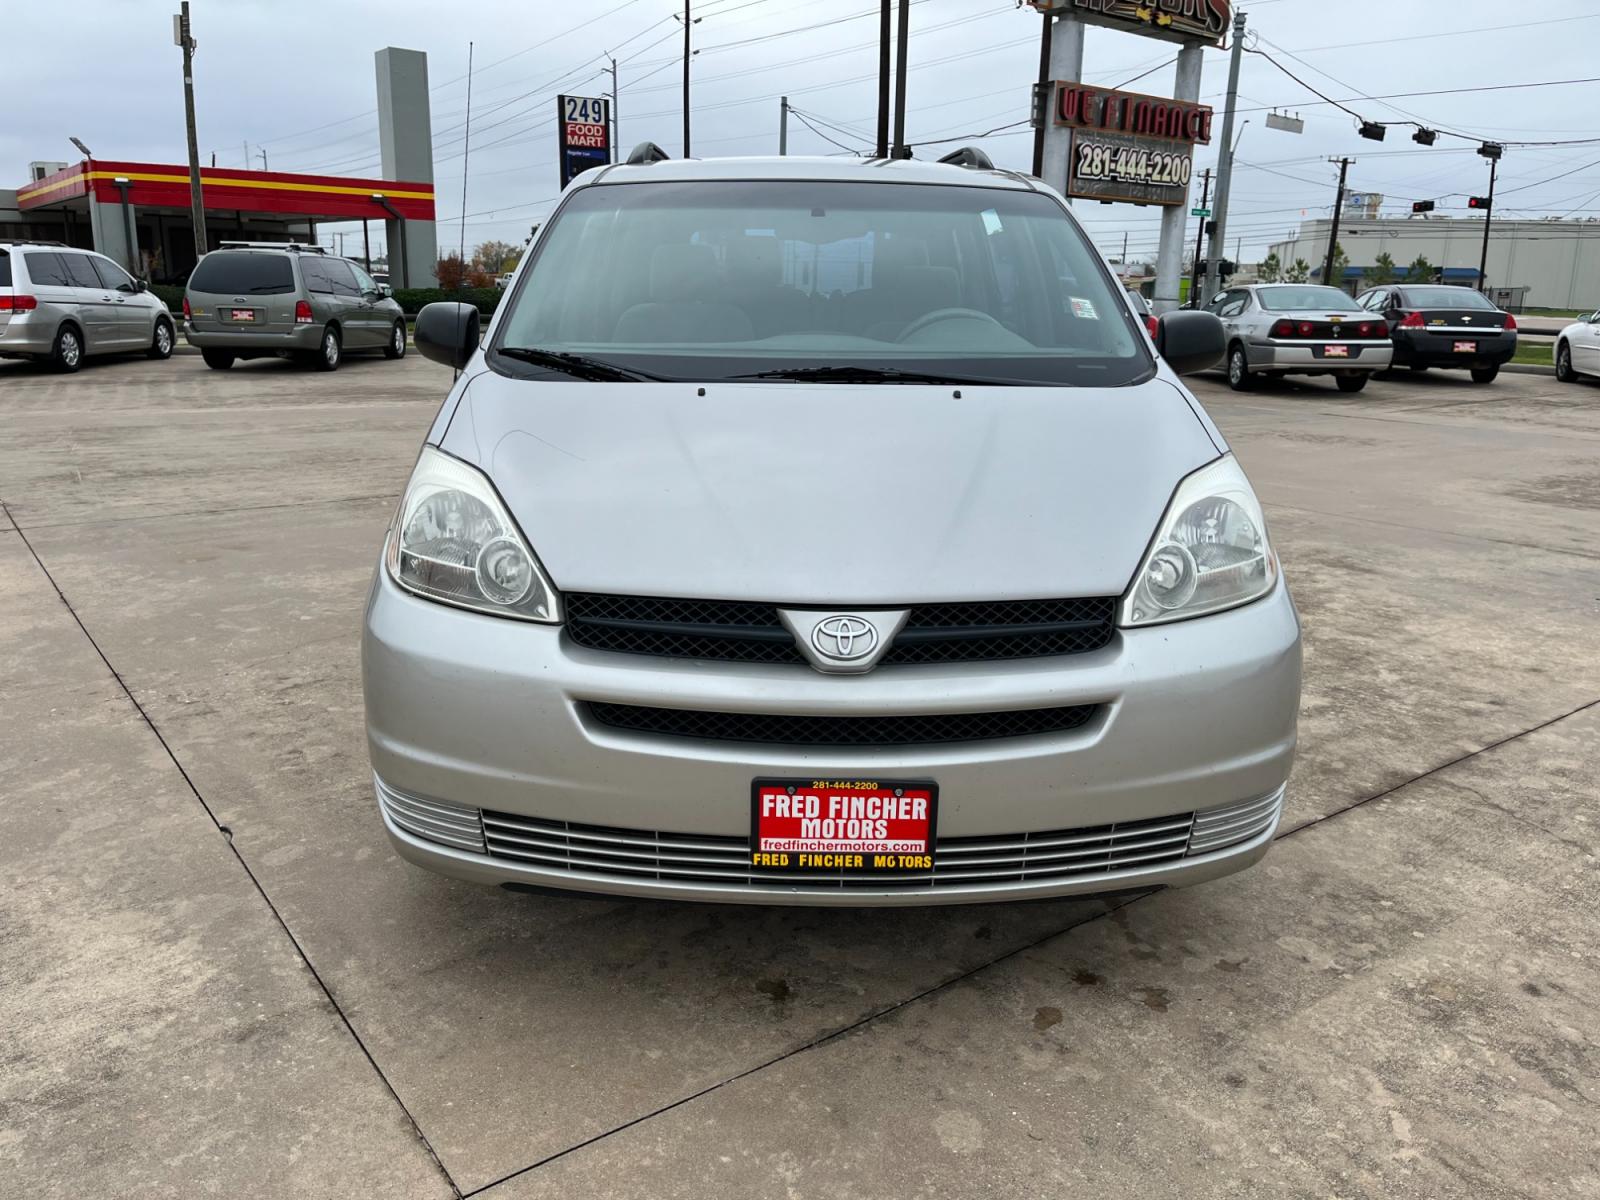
[1206,283,1392,393]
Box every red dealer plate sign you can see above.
[751,779,937,875]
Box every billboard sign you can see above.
[557,94,612,188]
[1054,83,1212,206]
[1029,0,1231,46]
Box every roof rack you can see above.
[217,240,327,253]
[937,146,995,170]
[625,141,671,166]
[0,239,68,248]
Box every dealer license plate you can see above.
[1323,344,1349,357]
[1454,340,1477,353]
[230,309,256,322]
[751,778,937,875]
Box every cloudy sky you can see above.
[7,0,1599,264]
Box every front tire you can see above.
[201,349,236,370]
[148,319,174,360]
[383,320,406,360]
[1226,345,1254,391]
[1555,341,1577,383]
[315,325,342,371]
[51,324,84,373]
[1470,365,1499,384]
[1334,373,1368,393]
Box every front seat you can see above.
[612,244,755,344]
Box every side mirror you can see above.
[379,284,393,298]
[1155,310,1225,375]
[134,278,149,293]
[414,301,481,369]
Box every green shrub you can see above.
[392,287,502,315]
[151,284,186,312]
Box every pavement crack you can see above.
[466,694,1600,1195]
[0,500,463,1200]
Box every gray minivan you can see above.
[0,241,175,372]
[182,242,407,371]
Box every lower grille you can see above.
[582,701,1099,746]
[386,783,1285,893]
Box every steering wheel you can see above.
[896,308,1009,342]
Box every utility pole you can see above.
[257,149,269,172]
[1477,148,1501,293]
[607,56,620,156]
[891,0,910,157]
[1323,156,1354,288]
[1190,168,1212,306]
[1201,7,1246,302]
[876,0,891,158]
[779,96,789,155]
[176,4,208,255]
[1031,10,1053,177]
[682,1,691,157]
[1121,231,1128,264]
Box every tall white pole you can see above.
[1038,12,1083,194]
[1152,43,1203,313]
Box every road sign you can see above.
[1191,207,1211,217]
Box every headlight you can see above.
[1122,454,1276,627]
[384,446,559,622]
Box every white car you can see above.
[1555,310,1600,383]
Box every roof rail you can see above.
[217,240,327,253]
[937,146,995,170]
[1,239,68,248]
[625,141,671,166]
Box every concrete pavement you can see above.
[2,352,1597,1197]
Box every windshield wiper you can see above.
[496,347,664,382]
[726,364,1015,386]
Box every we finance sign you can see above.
[1031,0,1231,46]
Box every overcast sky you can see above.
[7,0,1600,264]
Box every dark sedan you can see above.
[1353,284,1517,383]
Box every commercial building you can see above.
[1267,216,1600,310]
[0,46,439,287]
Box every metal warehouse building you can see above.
[1268,216,1600,310]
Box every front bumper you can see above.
[182,322,323,352]
[362,570,1302,905]
[1246,340,1392,372]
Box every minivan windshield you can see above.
[189,252,295,295]
[1256,285,1362,312]
[493,180,1149,386]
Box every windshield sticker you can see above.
[1070,297,1099,320]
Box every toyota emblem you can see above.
[811,615,878,661]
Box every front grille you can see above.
[565,593,804,664]
[564,593,1117,666]
[583,701,1099,746]
[388,784,1286,894]
[883,597,1116,664]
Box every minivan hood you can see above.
[438,375,1220,604]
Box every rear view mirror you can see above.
[1155,311,1226,375]
[414,301,481,369]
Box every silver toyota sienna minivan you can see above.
[362,149,1301,906]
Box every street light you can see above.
[69,136,93,159]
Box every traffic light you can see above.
[1477,142,1503,160]
[1411,200,1436,214]
[1219,259,1236,280]
[1412,127,1437,146]
[1358,121,1387,141]
[1467,196,1492,210]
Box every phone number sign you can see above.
[1055,82,1210,207]
[557,94,612,188]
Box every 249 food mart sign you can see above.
[1056,83,1213,206]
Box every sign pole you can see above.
[1038,11,1083,198]
[1151,42,1202,313]
[1201,7,1247,302]
[1323,157,1353,287]
[1189,168,1212,306]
